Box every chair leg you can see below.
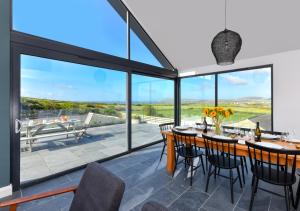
[172,153,179,177]
[200,155,205,175]
[236,167,243,189]
[294,179,300,209]
[243,156,248,174]
[284,186,290,211]
[230,169,234,204]
[159,143,166,162]
[251,174,255,186]
[205,164,212,192]
[190,158,193,186]
[240,157,246,184]
[249,177,258,211]
[214,166,217,179]
[205,154,208,170]
[288,185,295,209]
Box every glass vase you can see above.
[215,122,222,135]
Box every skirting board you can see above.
[0,184,12,199]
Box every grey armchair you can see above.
[0,162,125,211]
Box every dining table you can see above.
[161,127,300,174]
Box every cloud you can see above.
[222,75,248,85]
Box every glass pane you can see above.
[181,75,215,125]
[13,0,127,58]
[130,29,163,67]
[132,75,174,147]
[218,67,272,130]
[20,55,127,183]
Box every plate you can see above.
[287,138,300,144]
[255,142,283,149]
[238,140,246,145]
[174,126,189,131]
[261,134,280,140]
[212,135,233,140]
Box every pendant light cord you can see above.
[225,0,227,29]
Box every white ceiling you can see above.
[122,0,300,71]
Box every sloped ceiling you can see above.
[122,0,300,71]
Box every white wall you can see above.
[179,49,300,137]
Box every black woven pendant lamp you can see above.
[211,0,242,65]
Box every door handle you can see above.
[15,119,22,134]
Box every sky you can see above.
[21,55,174,103]
[181,67,271,101]
[15,0,271,103]
[13,0,162,67]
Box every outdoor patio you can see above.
[21,123,161,183]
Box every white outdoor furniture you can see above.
[21,113,94,152]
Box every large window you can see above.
[218,67,272,130]
[180,66,272,130]
[132,75,174,148]
[130,29,163,67]
[181,75,215,125]
[13,0,127,58]
[20,55,127,182]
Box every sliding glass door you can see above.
[20,55,127,183]
[132,75,174,148]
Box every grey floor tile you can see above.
[236,184,272,211]
[169,189,209,211]
[202,181,244,211]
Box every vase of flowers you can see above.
[202,107,234,135]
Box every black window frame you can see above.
[10,0,177,191]
[178,64,274,131]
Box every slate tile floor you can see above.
[2,143,300,211]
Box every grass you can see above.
[21,97,271,125]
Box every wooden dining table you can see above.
[162,129,300,174]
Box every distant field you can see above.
[21,97,271,125]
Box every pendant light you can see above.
[211,0,242,65]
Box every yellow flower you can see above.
[217,107,224,112]
[202,108,209,116]
[224,110,230,118]
[228,108,234,115]
[210,111,217,118]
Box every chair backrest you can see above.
[159,122,174,142]
[142,201,169,211]
[202,134,239,168]
[172,129,198,154]
[70,162,125,211]
[84,112,94,126]
[246,141,300,184]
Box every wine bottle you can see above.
[255,122,261,142]
[203,117,208,133]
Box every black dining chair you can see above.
[202,134,243,203]
[172,129,206,186]
[222,125,250,185]
[246,141,300,211]
[159,122,174,162]
[195,122,214,170]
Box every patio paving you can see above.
[21,123,161,183]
